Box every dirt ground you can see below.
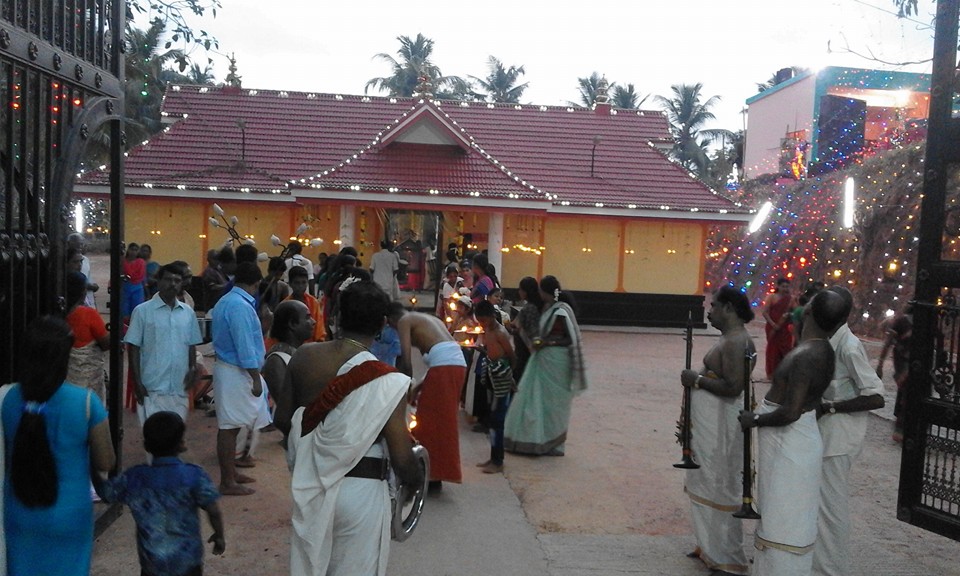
[89,319,960,575]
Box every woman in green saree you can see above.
[503,275,587,456]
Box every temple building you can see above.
[78,81,750,326]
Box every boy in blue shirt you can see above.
[97,411,225,576]
[371,301,404,366]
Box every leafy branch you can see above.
[128,0,221,70]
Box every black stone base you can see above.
[503,290,706,329]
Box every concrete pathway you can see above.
[90,324,960,576]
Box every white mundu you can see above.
[753,400,823,576]
[685,389,748,575]
[288,351,410,576]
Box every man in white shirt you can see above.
[67,232,98,308]
[370,240,401,301]
[283,241,315,294]
[125,262,203,423]
[812,286,885,576]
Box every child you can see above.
[97,411,225,576]
[474,300,516,474]
[436,264,464,318]
[371,301,403,366]
[487,287,512,327]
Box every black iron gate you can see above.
[897,0,960,542]
[0,0,125,531]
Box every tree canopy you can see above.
[469,56,529,103]
[570,72,608,107]
[128,0,221,69]
[365,34,470,99]
[655,83,733,176]
[611,83,648,109]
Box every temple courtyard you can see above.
[89,321,958,575]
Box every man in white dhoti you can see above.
[370,240,401,301]
[739,290,846,576]
[811,287,885,576]
[126,263,202,424]
[68,232,99,308]
[285,280,422,576]
[680,286,756,576]
[211,262,268,496]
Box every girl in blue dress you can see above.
[3,316,115,576]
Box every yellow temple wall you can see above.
[621,220,705,294]
[500,214,544,289]
[124,199,209,272]
[124,199,337,274]
[123,199,705,296]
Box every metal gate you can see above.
[0,0,125,531]
[897,0,960,541]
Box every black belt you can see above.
[345,456,389,480]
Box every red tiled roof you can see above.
[83,85,746,215]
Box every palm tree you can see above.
[365,34,470,99]
[83,21,185,166]
[125,20,185,138]
[655,83,733,176]
[188,62,215,85]
[611,83,648,109]
[469,56,528,103]
[569,72,611,107]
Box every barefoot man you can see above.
[284,280,422,575]
[211,262,267,495]
[388,305,468,490]
[738,289,846,575]
[679,285,755,576]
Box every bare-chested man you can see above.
[283,280,421,576]
[679,285,756,576]
[262,299,314,446]
[738,289,846,576]
[474,300,517,475]
[387,306,468,490]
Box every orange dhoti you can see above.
[413,364,466,483]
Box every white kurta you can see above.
[288,351,410,576]
[685,389,748,575]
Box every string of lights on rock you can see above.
[705,141,937,336]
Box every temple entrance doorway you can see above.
[380,209,441,309]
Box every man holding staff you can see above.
[680,285,755,576]
[739,290,846,575]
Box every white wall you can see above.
[743,75,817,179]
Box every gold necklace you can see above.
[341,336,370,352]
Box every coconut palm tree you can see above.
[611,83,648,109]
[569,72,611,107]
[188,62,216,85]
[365,34,470,99]
[125,20,185,138]
[655,83,733,176]
[83,21,185,166]
[469,56,528,103]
